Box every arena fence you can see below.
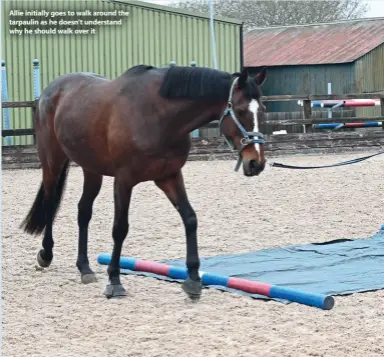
[2,92,384,169]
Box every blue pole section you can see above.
[32,59,41,100]
[190,61,200,138]
[2,60,12,146]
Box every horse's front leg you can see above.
[155,170,202,300]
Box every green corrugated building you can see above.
[1,0,243,145]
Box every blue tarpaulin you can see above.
[121,230,384,303]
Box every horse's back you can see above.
[38,72,108,115]
[35,72,117,173]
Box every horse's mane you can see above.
[119,64,262,101]
[118,64,156,94]
[123,64,155,76]
[159,66,234,101]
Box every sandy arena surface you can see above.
[2,152,384,357]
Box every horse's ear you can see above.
[254,66,267,86]
[238,67,248,89]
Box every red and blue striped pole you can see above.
[97,253,335,310]
[314,122,382,130]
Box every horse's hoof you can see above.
[182,278,202,301]
[37,250,52,268]
[103,284,126,299]
[81,273,97,284]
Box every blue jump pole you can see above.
[2,60,12,146]
[32,59,41,99]
[190,61,200,139]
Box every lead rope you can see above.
[269,150,384,169]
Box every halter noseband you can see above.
[218,77,265,172]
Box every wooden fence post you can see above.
[303,100,313,133]
[381,98,384,130]
[257,109,266,134]
[31,105,36,145]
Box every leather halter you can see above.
[218,77,265,171]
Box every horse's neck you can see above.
[180,101,227,135]
[188,99,260,131]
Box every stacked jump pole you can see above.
[297,98,384,131]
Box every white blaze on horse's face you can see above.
[249,99,260,152]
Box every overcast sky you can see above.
[365,0,384,17]
[146,0,384,18]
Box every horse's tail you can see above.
[20,159,70,235]
[20,103,70,235]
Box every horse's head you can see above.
[219,66,268,177]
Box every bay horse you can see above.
[20,64,268,300]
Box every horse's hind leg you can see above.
[155,170,202,300]
[37,156,70,268]
[21,100,70,268]
[77,169,103,284]
[104,173,132,298]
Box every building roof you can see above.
[107,0,243,24]
[244,17,384,67]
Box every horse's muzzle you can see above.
[243,159,265,177]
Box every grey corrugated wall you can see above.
[249,64,356,113]
[354,43,384,117]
